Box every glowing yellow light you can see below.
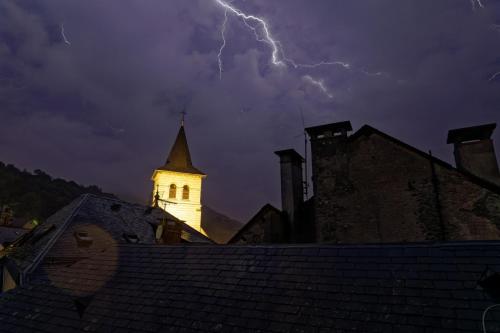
[152,170,206,235]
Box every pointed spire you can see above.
[159,118,204,175]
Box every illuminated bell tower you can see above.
[152,117,206,234]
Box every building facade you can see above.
[231,121,500,244]
[306,121,500,243]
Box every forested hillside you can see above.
[0,162,111,221]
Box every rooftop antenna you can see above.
[299,107,309,200]
[153,185,177,208]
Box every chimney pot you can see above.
[447,123,500,184]
[157,218,182,244]
[275,149,305,242]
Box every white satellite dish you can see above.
[155,225,164,240]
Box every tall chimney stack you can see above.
[447,123,500,185]
[305,121,353,194]
[305,121,353,242]
[275,149,304,242]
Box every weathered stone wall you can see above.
[438,167,500,240]
[311,131,500,243]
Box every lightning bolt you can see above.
[303,75,333,99]
[215,0,287,67]
[217,9,228,80]
[60,23,71,46]
[213,0,497,94]
[470,0,485,10]
[479,12,500,83]
[287,60,351,70]
[214,0,354,70]
[489,72,500,82]
[214,0,379,98]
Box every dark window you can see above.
[182,185,189,200]
[169,184,176,199]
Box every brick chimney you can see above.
[447,123,500,185]
[274,149,304,242]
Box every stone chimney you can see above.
[305,121,353,193]
[447,123,500,185]
[156,218,183,244]
[305,121,353,242]
[274,149,304,241]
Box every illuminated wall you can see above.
[152,170,205,234]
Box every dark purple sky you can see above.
[1,0,499,222]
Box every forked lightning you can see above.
[213,0,357,97]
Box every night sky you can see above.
[1,0,499,222]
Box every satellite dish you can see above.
[155,225,164,240]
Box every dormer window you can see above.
[169,184,177,199]
[182,185,189,200]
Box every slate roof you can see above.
[2,242,500,332]
[1,194,211,282]
[2,195,88,273]
[157,125,205,175]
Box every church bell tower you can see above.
[152,118,206,234]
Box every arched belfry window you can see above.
[169,184,176,199]
[182,185,189,200]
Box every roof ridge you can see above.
[351,124,500,195]
[22,194,89,282]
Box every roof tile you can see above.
[2,242,500,331]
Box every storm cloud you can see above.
[0,0,499,221]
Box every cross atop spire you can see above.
[180,109,187,127]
